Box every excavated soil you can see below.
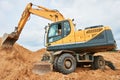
[0,38,120,80]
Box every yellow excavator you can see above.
[1,3,116,74]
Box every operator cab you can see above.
[46,20,71,46]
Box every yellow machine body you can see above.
[46,19,116,53]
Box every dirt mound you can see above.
[0,38,44,80]
[0,38,120,80]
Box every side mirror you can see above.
[44,26,48,33]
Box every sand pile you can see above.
[0,38,120,80]
[0,38,45,80]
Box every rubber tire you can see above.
[92,56,105,70]
[53,56,59,71]
[57,53,76,74]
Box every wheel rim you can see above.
[64,58,72,69]
[99,59,104,67]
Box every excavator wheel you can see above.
[53,56,59,71]
[92,56,105,70]
[56,53,76,74]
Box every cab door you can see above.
[62,21,75,44]
[47,22,63,46]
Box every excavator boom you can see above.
[1,3,65,48]
[1,3,65,74]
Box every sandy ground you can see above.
[0,38,120,80]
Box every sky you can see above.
[0,0,120,51]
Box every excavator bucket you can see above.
[32,62,53,75]
[1,33,18,48]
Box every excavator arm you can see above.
[1,3,65,48]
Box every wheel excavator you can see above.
[1,3,116,74]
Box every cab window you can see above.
[63,21,70,37]
[48,23,62,43]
